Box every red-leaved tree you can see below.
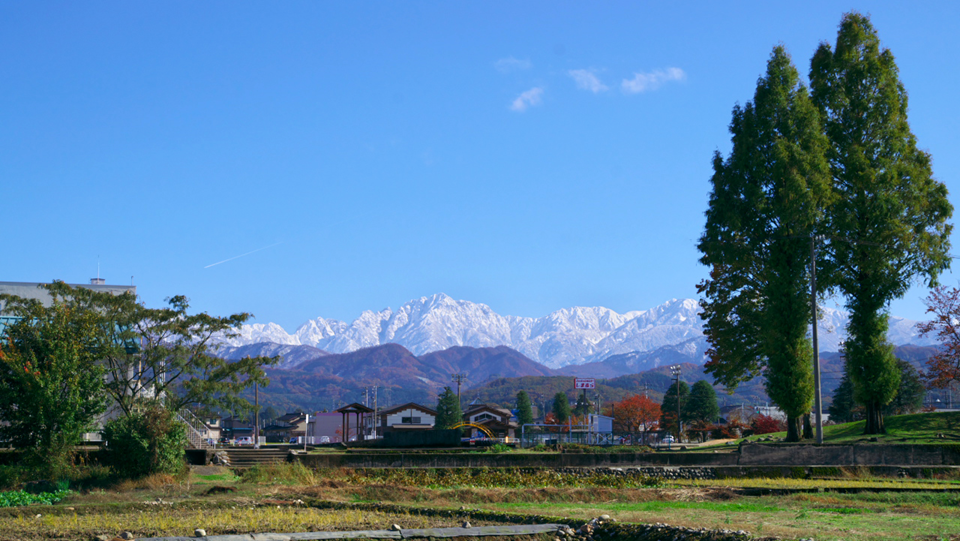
[917,285,960,389]
[604,395,661,433]
[750,414,786,435]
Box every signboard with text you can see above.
[574,378,595,389]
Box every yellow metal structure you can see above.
[451,422,495,438]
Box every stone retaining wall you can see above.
[292,443,960,470]
[294,451,739,470]
[738,443,960,466]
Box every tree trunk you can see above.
[862,402,887,435]
[802,413,813,439]
[785,415,801,442]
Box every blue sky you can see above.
[3,2,959,331]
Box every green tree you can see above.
[515,390,534,428]
[573,391,592,418]
[552,392,571,424]
[884,360,926,416]
[698,46,831,441]
[828,370,858,424]
[810,13,952,434]
[660,380,689,437]
[2,281,279,478]
[0,291,109,476]
[435,387,463,430]
[684,380,720,425]
[87,290,278,417]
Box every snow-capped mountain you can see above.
[214,293,936,369]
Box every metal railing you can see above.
[519,428,665,448]
[176,408,213,449]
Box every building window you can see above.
[401,416,421,424]
[474,413,494,422]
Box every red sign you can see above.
[575,378,595,389]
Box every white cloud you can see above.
[510,87,543,112]
[621,67,686,94]
[568,69,608,93]
[495,56,532,73]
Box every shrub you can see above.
[240,462,317,485]
[751,414,787,435]
[102,405,187,479]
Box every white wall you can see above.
[386,408,435,426]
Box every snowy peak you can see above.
[216,294,936,369]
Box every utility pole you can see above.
[671,365,682,442]
[254,379,260,449]
[452,373,467,409]
[373,384,379,439]
[810,235,824,444]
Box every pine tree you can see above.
[660,381,689,437]
[698,45,831,441]
[552,392,571,424]
[435,387,463,430]
[828,371,857,424]
[811,12,952,434]
[516,390,534,427]
[684,380,720,425]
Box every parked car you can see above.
[235,436,253,446]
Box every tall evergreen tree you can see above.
[884,360,926,416]
[660,380,689,437]
[515,390,534,428]
[435,387,463,430]
[828,371,858,424]
[698,46,832,441]
[552,392,571,424]
[810,13,952,434]
[684,380,721,424]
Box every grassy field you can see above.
[2,414,960,541]
[738,411,960,445]
[0,463,957,540]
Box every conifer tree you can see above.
[698,46,832,441]
[660,381,689,437]
[552,392,571,424]
[828,371,857,424]
[684,380,720,425]
[810,13,952,434]
[435,387,463,430]
[516,390,534,428]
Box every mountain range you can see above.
[215,293,935,369]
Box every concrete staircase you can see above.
[224,447,291,468]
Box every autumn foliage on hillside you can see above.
[603,394,661,432]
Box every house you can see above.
[220,416,254,442]
[378,403,436,434]
[308,412,345,442]
[463,404,518,439]
[261,411,312,442]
